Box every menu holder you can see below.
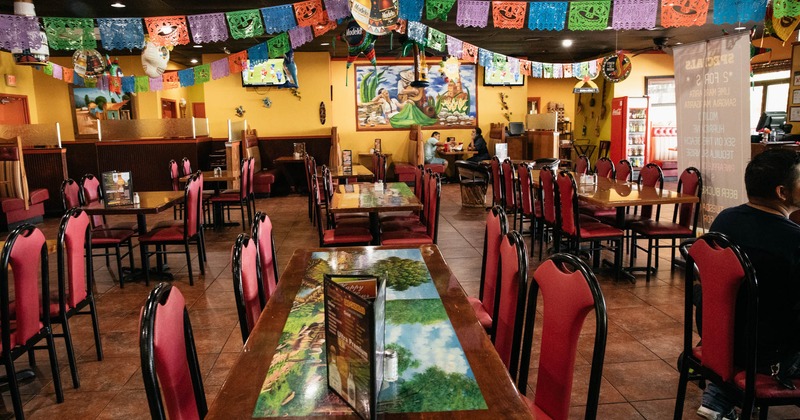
[342,149,353,168]
[495,143,508,161]
[374,138,381,153]
[101,170,133,207]
[324,274,386,420]
[293,142,306,159]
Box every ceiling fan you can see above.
[631,37,674,56]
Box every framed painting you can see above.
[354,63,477,131]
[69,86,135,139]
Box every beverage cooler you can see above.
[610,96,649,176]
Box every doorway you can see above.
[161,98,177,119]
[192,102,206,118]
[0,94,30,124]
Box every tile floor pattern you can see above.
[1,184,798,419]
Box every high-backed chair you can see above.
[380,174,441,246]
[252,212,278,302]
[54,208,103,389]
[595,157,615,178]
[60,178,82,210]
[520,253,608,419]
[311,179,372,247]
[320,166,369,230]
[467,206,508,337]
[630,167,702,282]
[575,155,590,175]
[139,174,205,286]
[491,231,528,383]
[140,283,207,420]
[243,129,275,197]
[538,167,558,260]
[180,157,192,177]
[209,158,251,230]
[232,234,265,343]
[501,159,519,230]
[490,156,504,208]
[616,159,633,182]
[673,233,800,419]
[0,225,64,418]
[169,159,183,220]
[580,158,618,219]
[0,136,49,231]
[380,165,426,224]
[598,140,611,159]
[517,163,540,251]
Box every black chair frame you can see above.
[232,233,266,343]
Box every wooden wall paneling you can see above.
[96,139,209,191]
[24,148,68,215]
[64,141,99,181]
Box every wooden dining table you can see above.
[321,164,375,183]
[329,182,422,245]
[206,245,531,419]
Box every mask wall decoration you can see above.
[141,41,170,78]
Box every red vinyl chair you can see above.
[630,167,702,282]
[140,283,207,420]
[380,168,434,234]
[491,231,529,384]
[210,158,251,230]
[252,212,278,301]
[311,179,372,247]
[320,166,369,229]
[380,173,441,246]
[304,154,316,224]
[139,174,205,286]
[0,225,64,418]
[575,155,590,175]
[520,253,608,419]
[579,157,618,219]
[490,156,504,208]
[673,233,800,419]
[517,163,540,251]
[501,158,519,231]
[53,208,103,389]
[169,160,184,220]
[380,165,426,225]
[232,233,265,343]
[537,166,563,260]
[616,159,633,182]
[556,171,624,280]
[60,178,82,210]
[79,173,138,231]
[595,157,615,178]
[467,206,508,337]
[180,157,192,177]
[247,157,256,220]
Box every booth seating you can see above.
[0,136,48,231]
[652,159,678,181]
[242,129,276,197]
[394,124,445,183]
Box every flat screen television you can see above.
[483,66,525,86]
[241,58,298,88]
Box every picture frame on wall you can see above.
[794,71,800,86]
[69,85,135,139]
[793,90,800,105]
[790,107,800,122]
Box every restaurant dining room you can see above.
[1,0,800,418]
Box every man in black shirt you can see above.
[698,148,800,419]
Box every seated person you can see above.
[467,127,490,163]
[697,148,800,420]
[424,131,449,171]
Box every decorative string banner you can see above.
[260,5,297,34]
[661,0,708,27]
[713,0,767,25]
[774,0,800,19]
[43,62,53,76]
[552,63,563,78]
[268,32,291,58]
[63,68,74,83]
[528,2,568,30]
[492,1,527,29]
[52,63,63,80]
[42,17,96,50]
[507,56,519,76]
[110,76,121,93]
[563,63,572,78]
[532,61,542,78]
[408,21,427,44]
[426,0,457,20]
[446,35,463,58]
[288,25,313,48]
[163,71,180,89]
[149,76,162,91]
[399,0,425,21]
[427,27,446,51]
[312,13,337,37]
[612,0,657,30]
[462,41,478,63]
[478,48,492,67]
[195,64,211,84]
[457,1,490,28]
[323,0,350,21]
[135,76,149,93]
[145,16,190,46]
[0,15,43,51]
[226,10,265,39]
[567,1,611,31]
[492,52,506,69]
[293,0,326,27]
[211,58,230,80]
[178,68,195,87]
[97,18,144,50]
[228,50,249,73]
[247,43,269,64]
[187,13,229,43]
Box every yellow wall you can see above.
[614,53,674,97]
[0,52,40,122]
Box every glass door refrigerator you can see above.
[610,96,649,177]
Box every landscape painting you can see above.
[70,87,134,138]
[354,63,477,131]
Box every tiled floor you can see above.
[2,184,799,419]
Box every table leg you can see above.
[369,212,381,245]
[600,207,636,283]
[120,213,174,282]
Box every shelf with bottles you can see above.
[629,156,645,168]
[628,109,647,119]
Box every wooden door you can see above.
[192,102,206,118]
[0,94,30,124]
[161,99,177,119]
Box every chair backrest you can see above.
[57,208,93,311]
[182,175,201,238]
[311,177,328,246]
[683,233,757,382]
[595,157,615,179]
[492,231,529,375]
[413,164,424,201]
[539,167,557,224]
[490,156,503,206]
[524,253,608,419]
[378,154,387,182]
[61,178,82,210]
[0,224,50,351]
[252,212,279,302]
[674,167,702,230]
[556,171,580,237]
[232,234,264,343]
[501,158,516,210]
[304,155,315,194]
[80,174,106,228]
[517,163,534,217]
[180,157,192,177]
[242,129,262,174]
[637,163,664,220]
[425,174,442,242]
[575,155,590,175]
[0,136,30,210]
[247,157,255,196]
[238,158,249,200]
[169,160,180,191]
[372,152,380,177]
[480,206,508,337]
[616,159,632,182]
[140,283,207,420]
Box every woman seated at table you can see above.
[467,127,490,163]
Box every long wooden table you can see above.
[321,164,375,182]
[329,182,423,245]
[207,245,531,419]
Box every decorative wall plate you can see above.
[602,54,632,83]
[319,101,326,125]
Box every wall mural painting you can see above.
[69,86,135,138]
[355,63,477,131]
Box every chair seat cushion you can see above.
[139,226,185,243]
[381,220,426,233]
[333,218,370,229]
[630,220,693,237]
[104,221,138,231]
[253,170,275,184]
[577,222,624,239]
[579,214,600,224]
[380,211,417,223]
[380,231,433,245]
[394,163,416,174]
[152,220,181,230]
[210,193,243,202]
[29,188,49,205]
[323,227,372,245]
[467,296,492,330]
[0,197,24,213]
[599,212,648,227]
[91,228,134,245]
[733,370,800,399]
[424,164,446,174]
[580,205,617,219]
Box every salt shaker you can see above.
[384,349,398,382]
[133,192,140,205]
